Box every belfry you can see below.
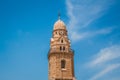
[48,15,76,80]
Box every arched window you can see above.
[61,39,63,43]
[61,60,66,69]
[60,46,62,51]
[63,46,65,51]
[56,32,57,34]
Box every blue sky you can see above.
[0,0,120,80]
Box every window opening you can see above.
[61,39,63,43]
[63,46,65,51]
[60,46,62,51]
[61,60,66,68]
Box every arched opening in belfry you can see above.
[61,39,63,43]
[60,46,62,51]
[63,46,65,51]
[56,31,57,34]
[61,60,66,69]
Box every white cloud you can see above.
[66,0,115,42]
[88,45,120,67]
[70,27,114,42]
[90,64,120,80]
[70,31,89,42]
[85,45,120,80]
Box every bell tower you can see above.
[48,15,76,80]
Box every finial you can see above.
[58,11,61,20]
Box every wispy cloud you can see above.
[86,45,120,80]
[90,64,120,80]
[71,27,114,42]
[88,45,120,67]
[66,0,115,42]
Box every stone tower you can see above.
[48,15,76,80]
